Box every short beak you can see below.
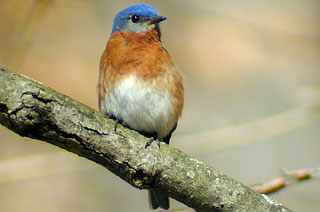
[150,16,167,24]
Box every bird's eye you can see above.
[131,15,140,23]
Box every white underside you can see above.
[100,75,174,138]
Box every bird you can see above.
[97,4,184,210]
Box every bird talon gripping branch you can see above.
[97,4,184,210]
[145,137,161,149]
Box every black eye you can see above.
[131,15,140,23]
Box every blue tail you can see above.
[148,190,169,210]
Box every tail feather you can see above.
[148,122,176,210]
[148,190,169,210]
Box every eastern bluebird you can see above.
[97,4,184,210]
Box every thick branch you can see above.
[0,68,293,212]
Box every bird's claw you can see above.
[113,119,119,132]
[145,137,160,148]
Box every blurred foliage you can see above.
[0,0,54,68]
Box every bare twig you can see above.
[251,167,318,195]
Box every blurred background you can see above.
[1,0,320,211]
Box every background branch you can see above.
[178,99,320,155]
[0,68,293,212]
[251,167,318,195]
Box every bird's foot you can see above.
[113,119,119,132]
[108,114,124,133]
[145,137,161,148]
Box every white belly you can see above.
[100,75,175,138]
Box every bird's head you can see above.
[111,4,166,36]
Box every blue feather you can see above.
[111,4,160,34]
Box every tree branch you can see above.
[0,68,293,212]
[251,167,316,195]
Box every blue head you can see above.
[111,4,166,35]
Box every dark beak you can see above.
[150,16,167,24]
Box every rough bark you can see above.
[0,68,293,212]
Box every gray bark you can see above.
[0,68,293,212]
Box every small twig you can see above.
[251,178,286,194]
[251,167,318,195]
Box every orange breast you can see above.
[97,29,184,135]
